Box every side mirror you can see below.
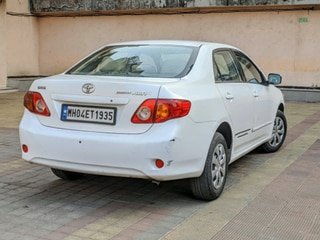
[268,73,282,85]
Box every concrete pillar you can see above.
[0,1,7,88]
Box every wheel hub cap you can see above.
[269,116,285,147]
[211,143,227,189]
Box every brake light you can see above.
[24,91,51,117]
[131,99,191,124]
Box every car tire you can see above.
[190,132,229,201]
[51,168,83,180]
[260,110,287,153]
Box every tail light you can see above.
[131,99,191,124]
[24,91,51,117]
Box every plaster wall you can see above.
[7,0,30,12]
[39,10,320,87]
[6,0,40,76]
[0,1,6,88]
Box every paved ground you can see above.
[0,92,319,240]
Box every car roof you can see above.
[107,40,239,51]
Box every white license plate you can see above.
[61,104,116,125]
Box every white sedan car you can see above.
[20,41,287,200]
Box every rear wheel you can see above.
[51,168,83,180]
[260,110,287,153]
[190,132,229,201]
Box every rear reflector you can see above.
[155,159,165,168]
[22,144,28,153]
[24,91,51,117]
[131,99,191,124]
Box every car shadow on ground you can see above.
[30,148,270,208]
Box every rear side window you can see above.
[66,45,198,78]
[235,52,263,84]
[213,51,242,82]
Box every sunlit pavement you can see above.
[0,92,319,240]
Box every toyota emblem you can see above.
[82,83,95,94]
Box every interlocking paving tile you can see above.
[0,92,319,240]
[211,140,320,240]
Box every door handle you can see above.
[253,91,259,98]
[225,92,234,100]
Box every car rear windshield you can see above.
[66,45,199,78]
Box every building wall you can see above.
[0,1,7,88]
[39,10,320,87]
[6,0,40,77]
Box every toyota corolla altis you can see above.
[19,41,287,200]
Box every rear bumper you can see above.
[19,110,217,181]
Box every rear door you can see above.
[233,51,274,141]
[213,50,254,155]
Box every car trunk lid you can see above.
[29,74,178,134]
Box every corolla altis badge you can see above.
[82,83,95,94]
[116,91,150,96]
